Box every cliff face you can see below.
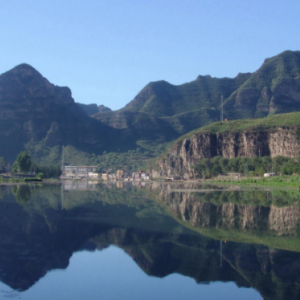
[155,127,300,179]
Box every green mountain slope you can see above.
[95,50,300,145]
[224,50,300,119]
[0,64,178,165]
[178,110,300,139]
[93,72,251,134]
[0,64,126,163]
[122,73,250,117]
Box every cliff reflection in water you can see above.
[0,182,300,300]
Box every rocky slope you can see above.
[154,112,300,178]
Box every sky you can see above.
[1,0,300,110]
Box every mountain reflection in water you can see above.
[0,182,300,300]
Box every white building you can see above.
[63,166,98,178]
[264,172,276,177]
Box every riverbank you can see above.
[2,173,300,189]
[205,175,300,188]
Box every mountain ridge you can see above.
[1,50,300,166]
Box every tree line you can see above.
[11,151,61,178]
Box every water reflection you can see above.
[0,182,300,300]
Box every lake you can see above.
[0,181,299,300]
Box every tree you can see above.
[0,157,6,172]
[12,151,32,173]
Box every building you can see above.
[264,172,276,177]
[116,169,123,179]
[64,166,77,173]
[77,166,97,174]
[101,173,108,180]
[63,166,98,178]
[88,172,99,179]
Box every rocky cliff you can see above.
[154,113,300,178]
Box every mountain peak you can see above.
[0,63,74,106]
[7,63,43,77]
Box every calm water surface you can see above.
[0,182,299,300]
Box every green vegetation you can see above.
[0,157,6,166]
[121,74,250,117]
[225,50,300,119]
[24,142,169,172]
[12,151,32,173]
[179,111,300,141]
[0,157,6,173]
[0,177,26,183]
[193,155,300,179]
[31,163,61,178]
[212,175,300,188]
[6,151,61,179]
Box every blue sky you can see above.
[1,0,300,110]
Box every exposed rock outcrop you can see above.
[155,127,300,179]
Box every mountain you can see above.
[122,73,250,117]
[224,50,300,119]
[0,64,179,165]
[76,103,111,115]
[1,50,300,166]
[0,64,119,163]
[76,103,99,115]
[93,73,251,135]
[95,50,300,128]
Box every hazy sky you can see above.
[1,0,299,110]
